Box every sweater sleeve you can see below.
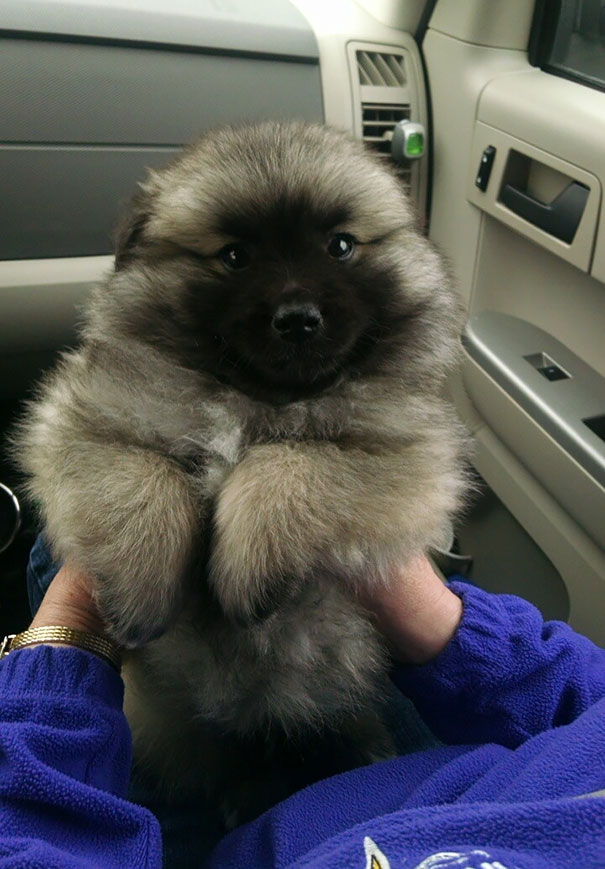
[0,645,161,869]
[392,580,605,749]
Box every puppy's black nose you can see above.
[272,303,323,343]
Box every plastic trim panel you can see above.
[463,311,605,487]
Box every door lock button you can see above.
[476,145,496,191]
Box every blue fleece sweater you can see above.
[0,582,604,869]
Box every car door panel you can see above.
[425,0,605,642]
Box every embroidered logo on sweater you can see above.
[364,837,391,869]
[363,839,514,869]
[412,852,512,868]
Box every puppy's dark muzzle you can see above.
[272,303,323,344]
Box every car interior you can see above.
[1,0,604,646]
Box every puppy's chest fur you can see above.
[170,388,348,492]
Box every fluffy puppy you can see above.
[16,122,468,824]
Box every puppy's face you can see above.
[110,123,453,401]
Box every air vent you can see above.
[362,103,412,192]
[362,104,410,153]
[349,43,422,207]
[356,51,406,87]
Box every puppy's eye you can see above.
[327,234,356,261]
[218,243,250,271]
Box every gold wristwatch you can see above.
[0,626,121,671]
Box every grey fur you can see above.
[15,122,468,823]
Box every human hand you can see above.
[361,555,463,664]
[29,562,108,637]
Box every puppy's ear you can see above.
[114,187,152,271]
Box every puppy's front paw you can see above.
[209,555,299,624]
[208,531,295,623]
[94,576,182,648]
[208,461,305,621]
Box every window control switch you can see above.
[538,364,569,381]
[475,145,496,191]
[524,352,571,382]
